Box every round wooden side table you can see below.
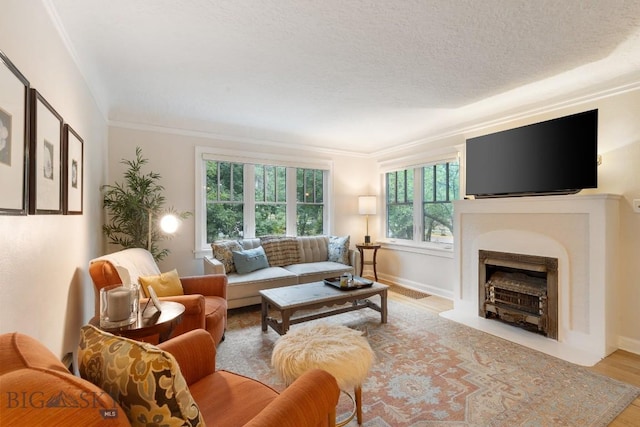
[356,244,381,281]
[90,300,185,343]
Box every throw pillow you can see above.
[211,240,242,274]
[78,325,204,427]
[260,236,300,267]
[232,246,270,274]
[138,268,184,297]
[328,235,350,265]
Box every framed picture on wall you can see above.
[63,124,83,214]
[29,89,63,215]
[0,50,30,215]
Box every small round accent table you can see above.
[90,301,185,343]
[271,323,375,426]
[356,244,381,281]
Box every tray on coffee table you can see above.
[323,276,373,290]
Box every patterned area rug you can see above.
[215,301,640,426]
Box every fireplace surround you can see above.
[442,194,621,366]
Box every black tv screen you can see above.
[465,109,598,198]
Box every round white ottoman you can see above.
[271,323,375,426]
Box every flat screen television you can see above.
[465,109,598,198]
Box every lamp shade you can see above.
[358,196,377,215]
[159,214,180,233]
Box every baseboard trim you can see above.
[618,336,640,356]
[376,273,454,300]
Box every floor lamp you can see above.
[148,212,180,251]
[358,195,377,244]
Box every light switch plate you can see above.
[633,199,640,213]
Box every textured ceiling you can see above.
[47,0,640,155]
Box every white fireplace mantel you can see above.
[441,193,621,365]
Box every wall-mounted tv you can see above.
[465,109,598,198]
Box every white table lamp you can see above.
[358,195,377,244]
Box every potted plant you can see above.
[101,147,190,261]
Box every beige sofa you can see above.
[204,235,359,308]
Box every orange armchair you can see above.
[158,329,340,427]
[89,248,227,345]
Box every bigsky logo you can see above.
[3,390,120,419]
[46,391,81,407]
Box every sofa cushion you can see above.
[226,267,298,308]
[284,261,354,284]
[212,240,242,274]
[78,325,204,427]
[297,235,329,263]
[260,236,300,267]
[239,238,262,250]
[138,268,184,297]
[232,246,269,274]
[328,235,350,264]
[226,266,297,286]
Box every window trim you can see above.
[194,146,333,258]
[379,148,462,252]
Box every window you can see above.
[385,159,459,247]
[296,168,324,236]
[206,161,244,241]
[196,148,330,254]
[422,162,459,244]
[386,169,414,240]
[255,165,287,236]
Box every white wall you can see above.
[603,141,640,353]
[0,0,108,357]
[106,126,377,275]
[372,88,640,353]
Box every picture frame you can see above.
[147,286,163,313]
[63,124,83,214]
[0,51,30,215]
[29,89,63,215]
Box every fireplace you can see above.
[444,194,621,366]
[478,250,558,339]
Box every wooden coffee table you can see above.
[260,281,388,335]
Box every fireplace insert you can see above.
[479,250,558,339]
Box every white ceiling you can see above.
[46,0,640,155]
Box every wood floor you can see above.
[386,286,640,426]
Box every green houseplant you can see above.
[101,147,191,261]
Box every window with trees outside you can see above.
[386,159,459,247]
[255,164,287,236]
[206,161,244,242]
[297,168,324,236]
[202,157,327,246]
